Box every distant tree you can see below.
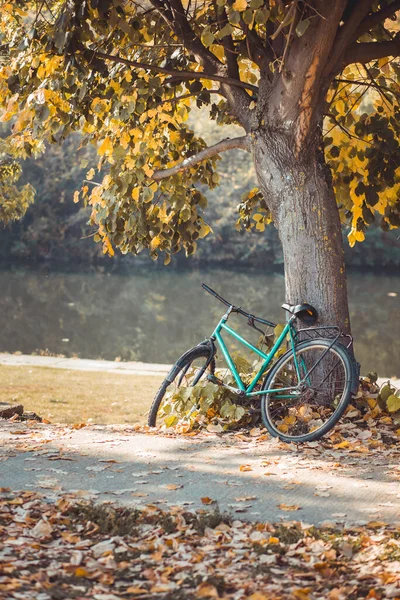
[1,1,400,331]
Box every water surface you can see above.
[0,267,398,376]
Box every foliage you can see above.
[1,0,400,264]
[1,111,400,268]
[0,153,35,223]
[324,68,400,247]
[157,351,400,433]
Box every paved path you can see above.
[0,353,170,377]
[1,422,399,527]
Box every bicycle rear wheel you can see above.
[148,345,215,427]
[261,339,353,442]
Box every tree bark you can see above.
[253,127,351,335]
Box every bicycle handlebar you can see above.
[201,284,231,307]
[201,283,276,327]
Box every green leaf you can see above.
[380,384,394,403]
[243,9,253,25]
[387,394,400,413]
[201,30,215,48]
[142,187,154,203]
[296,19,310,37]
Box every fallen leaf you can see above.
[30,519,53,538]
[278,503,300,511]
[201,497,216,505]
[196,582,219,598]
[239,464,252,472]
[162,483,183,490]
[235,496,257,502]
[75,567,91,578]
[366,521,388,529]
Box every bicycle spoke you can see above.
[263,342,351,441]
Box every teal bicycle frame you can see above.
[211,307,300,399]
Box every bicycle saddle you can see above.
[281,303,318,325]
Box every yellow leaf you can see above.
[334,440,351,449]
[210,44,225,62]
[143,164,154,177]
[73,191,80,204]
[132,188,140,201]
[98,137,113,156]
[150,236,161,250]
[199,223,212,239]
[103,236,115,257]
[232,0,247,11]
[347,231,356,248]
[239,464,252,472]
[336,99,346,116]
[75,567,90,578]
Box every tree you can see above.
[1,1,400,333]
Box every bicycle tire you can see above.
[261,339,354,443]
[148,345,215,427]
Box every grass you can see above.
[0,365,163,425]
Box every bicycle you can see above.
[148,284,359,442]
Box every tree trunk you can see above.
[253,127,351,335]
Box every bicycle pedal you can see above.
[207,374,223,385]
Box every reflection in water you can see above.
[0,267,398,376]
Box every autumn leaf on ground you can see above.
[235,496,257,502]
[161,483,183,490]
[196,582,219,598]
[239,464,252,472]
[278,503,301,511]
[201,497,216,505]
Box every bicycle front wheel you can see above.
[148,345,215,427]
[261,339,353,443]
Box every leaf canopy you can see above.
[1,0,400,257]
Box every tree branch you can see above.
[334,76,400,99]
[343,39,400,66]
[356,0,400,38]
[152,135,251,181]
[92,50,259,93]
[150,0,254,131]
[148,0,220,75]
[325,0,375,75]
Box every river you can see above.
[0,266,398,377]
